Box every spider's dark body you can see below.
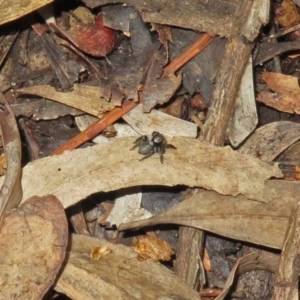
[131,131,176,163]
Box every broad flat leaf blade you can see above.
[0,137,282,209]
[119,182,299,249]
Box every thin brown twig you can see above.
[264,23,300,40]
[161,33,215,77]
[51,100,137,155]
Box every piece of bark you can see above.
[200,6,254,145]
[175,226,204,289]
[178,0,256,289]
[0,194,68,299]
[272,200,300,299]
[55,234,200,300]
[69,203,91,236]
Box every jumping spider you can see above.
[131,131,176,163]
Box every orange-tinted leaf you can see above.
[257,72,300,114]
[132,235,174,261]
[90,246,112,260]
[275,0,300,28]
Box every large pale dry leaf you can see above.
[272,200,300,300]
[257,72,300,114]
[119,182,300,249]
[17,84,115,117]
[124,103,205,138]
[55,234,200,300]
[0,0,54,26]
[75,103,197,139]
[0,93,22,217]
[238,121,300,161]
[0,194,68,299]
[0,137,283,209]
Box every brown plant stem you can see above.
[51,100,137,155]
[175,0,255,289]
[162,33,215,77]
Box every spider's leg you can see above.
[139,149,155,161]
[165,144,176,150]
[156,146,165,164]
[131,135,148,150]
[156,145,166,154]
[159,153,164,164]
[130,144,139,151]
[133,135,148,144]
